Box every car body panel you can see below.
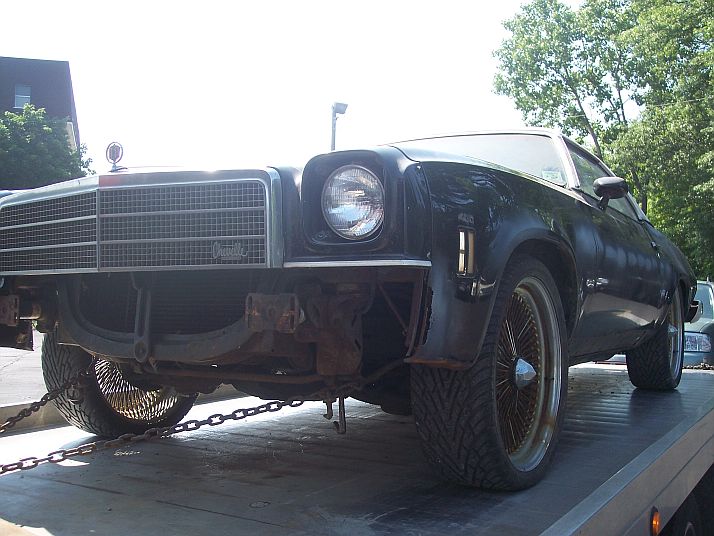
[393,132,694,365]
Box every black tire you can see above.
[669,495,703,536]
[42,331,197,437]
[411,255,568,490]
[626,285,684,390]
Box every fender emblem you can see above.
[212,241,249,261]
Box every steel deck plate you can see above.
[1,366,713,535]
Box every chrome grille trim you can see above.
[99,207,262,217]
[0,171,281,273]
[99,235,265,244]
[0,214,95,231]
[0,241,98,253]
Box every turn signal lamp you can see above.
[650,507,661,536]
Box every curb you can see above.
[0,384,246,434]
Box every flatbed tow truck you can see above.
[1,364,713,535]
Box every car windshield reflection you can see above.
[394,133,568,185]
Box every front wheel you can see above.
[411,256,568,490]
[626,285,684,390]
[42,331,197,437]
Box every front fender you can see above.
[408,162,586,368]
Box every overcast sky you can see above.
[2,0,581,172]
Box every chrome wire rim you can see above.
[94,359,183,423]
[495,277,561,471]
[669,289,684,378]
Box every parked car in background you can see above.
[0,129,698,490]
[685,280,714,365]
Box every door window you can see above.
[568,146,638,219]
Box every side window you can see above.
[568,146,638,219]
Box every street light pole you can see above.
[331,102,348,151]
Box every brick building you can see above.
[0,56,80,150]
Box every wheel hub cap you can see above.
[94,359,183,422]
[514,358,537,390]
[668,323,678,338]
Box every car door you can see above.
[565,143,665,357]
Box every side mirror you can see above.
[688,300,703,323]
[593,176,629,210]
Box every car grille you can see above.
[0,180,269,273]
[0,192,98,272]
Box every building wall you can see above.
[0,57,80,148]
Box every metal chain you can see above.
[0,359,96,434]
[0,377,364,476]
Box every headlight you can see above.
[685,332,712,352]
[321,165,384,240]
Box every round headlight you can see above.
[321,165,384,240]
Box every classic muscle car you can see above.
[0,129,697,490]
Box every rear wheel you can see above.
[411,256,568,490]
[669,495,703,536]
[626,286,684,390]
[42,331,196,437]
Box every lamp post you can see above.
[331,102,348,151]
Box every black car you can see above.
[685,280,714,365]
[0,129,697,490]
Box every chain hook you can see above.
[0,357,403,475]
[333,396,347,435]
[323,397,335,420]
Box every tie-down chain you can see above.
[0,359,400,475]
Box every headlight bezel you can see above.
[320,164,385,241]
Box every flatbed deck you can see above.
[2,366,714,535]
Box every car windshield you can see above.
[394,133,568,186]
[695,283,714,319]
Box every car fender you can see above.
[407,161,584,368]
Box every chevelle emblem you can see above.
[212,241,249,261]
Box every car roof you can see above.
[389,127,563,144]
[387,128,599,162]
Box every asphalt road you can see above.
[0,331,46,406]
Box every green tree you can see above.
[611,0,713,275]
[493,0,639,158]
[494,0,714,277]
[606,103,714,275]
[625,0,713,105]
[0,105,92,190]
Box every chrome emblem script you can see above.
[212,241,249,261]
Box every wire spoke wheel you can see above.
[496,277,562,472]
[42,331,197,437]
[668,288,684,378]
[410,256,567,490]
[94,360,184,424]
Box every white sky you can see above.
[2,0,581,172]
